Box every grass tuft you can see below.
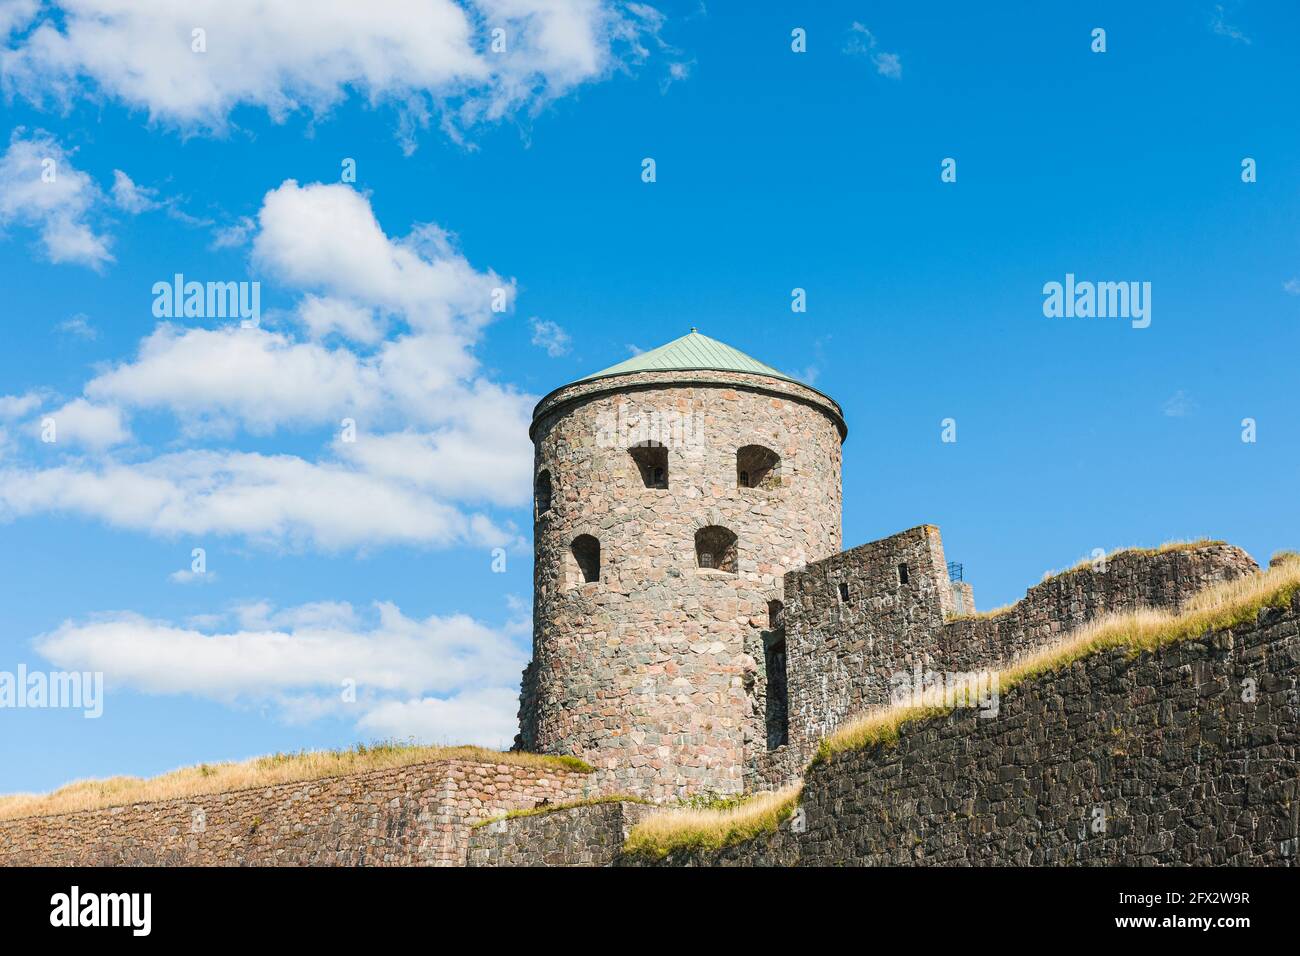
[0,741,593,822]
[472,794,647,828]
[623,784,802,859]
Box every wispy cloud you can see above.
[56,313,97,340]
[1163,389,1196,418]
[843,22,902,80]
[530,317,571,357]
[109,169,159,213]
[1210,3,1251,44]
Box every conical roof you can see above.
[581,329,796,384]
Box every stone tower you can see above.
[517,331,847,799]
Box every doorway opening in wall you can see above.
[764,602,788,750]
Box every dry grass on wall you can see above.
[623,785,802,860]
[625,554,1300,858]
[0,742,592,822]
[818,552,1299,764]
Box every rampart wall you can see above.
[0,758,596,867]
[632,592,1300,866]
[782,531,1257,768]
[468,799,657,866]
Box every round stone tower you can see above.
[517,330,846,799]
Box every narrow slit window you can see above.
[767,599,784,630]
[837,582,849,602]
[897,563,909,586]
[535,470,552,516]
[764,639,788,750]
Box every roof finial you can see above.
[689,327,697,333]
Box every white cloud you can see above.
[38,397,129,448]
[2,180,534,550]
[253,181,509,335]
[85,324,380,434]
[55,312,97,339]
[36,600,526,746]
[358,688,519,748]
[109,168,159,213]
[168,568,217,585]
[296,295,382,344]
[0,0,37,38]
[1163,390,1196,418]
[0,450,520,550]
[873,51,902,79]
[530,317,571,356]
[1283,278,1300,296]
[210,215,255,250]
[2,1,664,145]
[0,130,112,268]
[334,418,531,508]
[1211,4,1250,44]
[0,391,41,418]
[843,22,901,80]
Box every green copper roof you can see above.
[582,330,796,383]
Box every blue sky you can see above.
[0,1,1296,794]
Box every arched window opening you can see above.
[629,441,668,489]
[569,535,600,585]
[535,470,552,516]
[736,445,781,489]
[695,526,738,574]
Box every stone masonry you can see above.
[520,367,846,799]
[0,758,596,867]
[782,529,1258,770]
[632,591,1300,866]
[468,800,657,866]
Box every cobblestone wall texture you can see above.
[468,800,657,866]
[631,593,1300,866]
[521,369,845,799]
[0,759,596,867]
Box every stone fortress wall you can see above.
[634,589,1300,866]
[0,758,596,867]
[468,800,656,867]
[520,368,846,799]
[781,528,1259,769]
